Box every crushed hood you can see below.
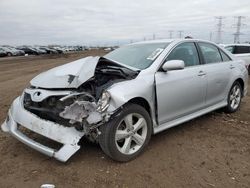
[30,56,100,89]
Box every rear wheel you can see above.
[225,81,242,113]
[7,52,12,56]
[99,104,152,162]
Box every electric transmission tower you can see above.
[215,16,225,44]
[178,30,184,38]
[168,30,174,39]
[233,16,246,43]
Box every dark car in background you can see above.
[51,47,64,54]
[39,47,58,54]
[32,47,47,54]
[17,47,41,55]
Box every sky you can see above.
[0,0,249,46]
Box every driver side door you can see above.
[155,42,207,124]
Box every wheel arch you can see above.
[235,78,244,93]
[127,97,151,117]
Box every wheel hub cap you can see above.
[115,113,147,155]
[229,85,241,110]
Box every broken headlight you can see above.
[97,91,111,112]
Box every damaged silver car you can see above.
[1,39,248,162]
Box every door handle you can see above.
[198,71,206,76]
[230,64,235,69]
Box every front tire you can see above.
[225,81,242,113]
[99,104,152,162]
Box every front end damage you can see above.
[1,57,138,162]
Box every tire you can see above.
[7,52,12,56]
[224,81,242,113]
[99,103,152,162]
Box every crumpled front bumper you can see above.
[1,97,84,162]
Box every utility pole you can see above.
[215,16,225,44]
[168,30,174,39]
[178,30,184,38]
[233,16,246,43]
[153,33,156,40]
[209,32,213,41]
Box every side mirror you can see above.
[162,60,185,72]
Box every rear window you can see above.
[220,50,232,62]
[198,42,222,64]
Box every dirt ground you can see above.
[0,51,249,188]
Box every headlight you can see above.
[97,91,111,112]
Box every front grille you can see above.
[23,92,71,126]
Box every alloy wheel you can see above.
[115,113,147,155]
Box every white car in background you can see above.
[224,44,250,74]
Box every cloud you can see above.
[0,0,249,45]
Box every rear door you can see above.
[197,42,232,106]
[155,42,207,124]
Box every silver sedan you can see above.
[1,39,248,162]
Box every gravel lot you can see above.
[0,51,249,188]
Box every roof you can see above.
[224,43,250,47]
[129,38,216,45]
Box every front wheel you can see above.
[99,104,152,162]
[225,81,242,113]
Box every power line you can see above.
[215,16,225,44]
[233,16,246,43]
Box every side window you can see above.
[198,42,222,64]
[166,42,199,67]
[234,46,250,54]
[220,50,232,62]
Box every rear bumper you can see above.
[1,97,84,162]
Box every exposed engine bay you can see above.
[23,57,139,139]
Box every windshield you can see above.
[104,43,169,70]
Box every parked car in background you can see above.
[17,47,41,55]
[0,46,25,56]
[32,47,47,54]
[224,44,250,74]
[1,39,248,162]
[6,46,25,56]
[39,47,58,54]
[51,47,64,54]
[0,48,7,57]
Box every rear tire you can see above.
[7,52,12,56]
[99,104,152,162]
[224,81,242,113]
